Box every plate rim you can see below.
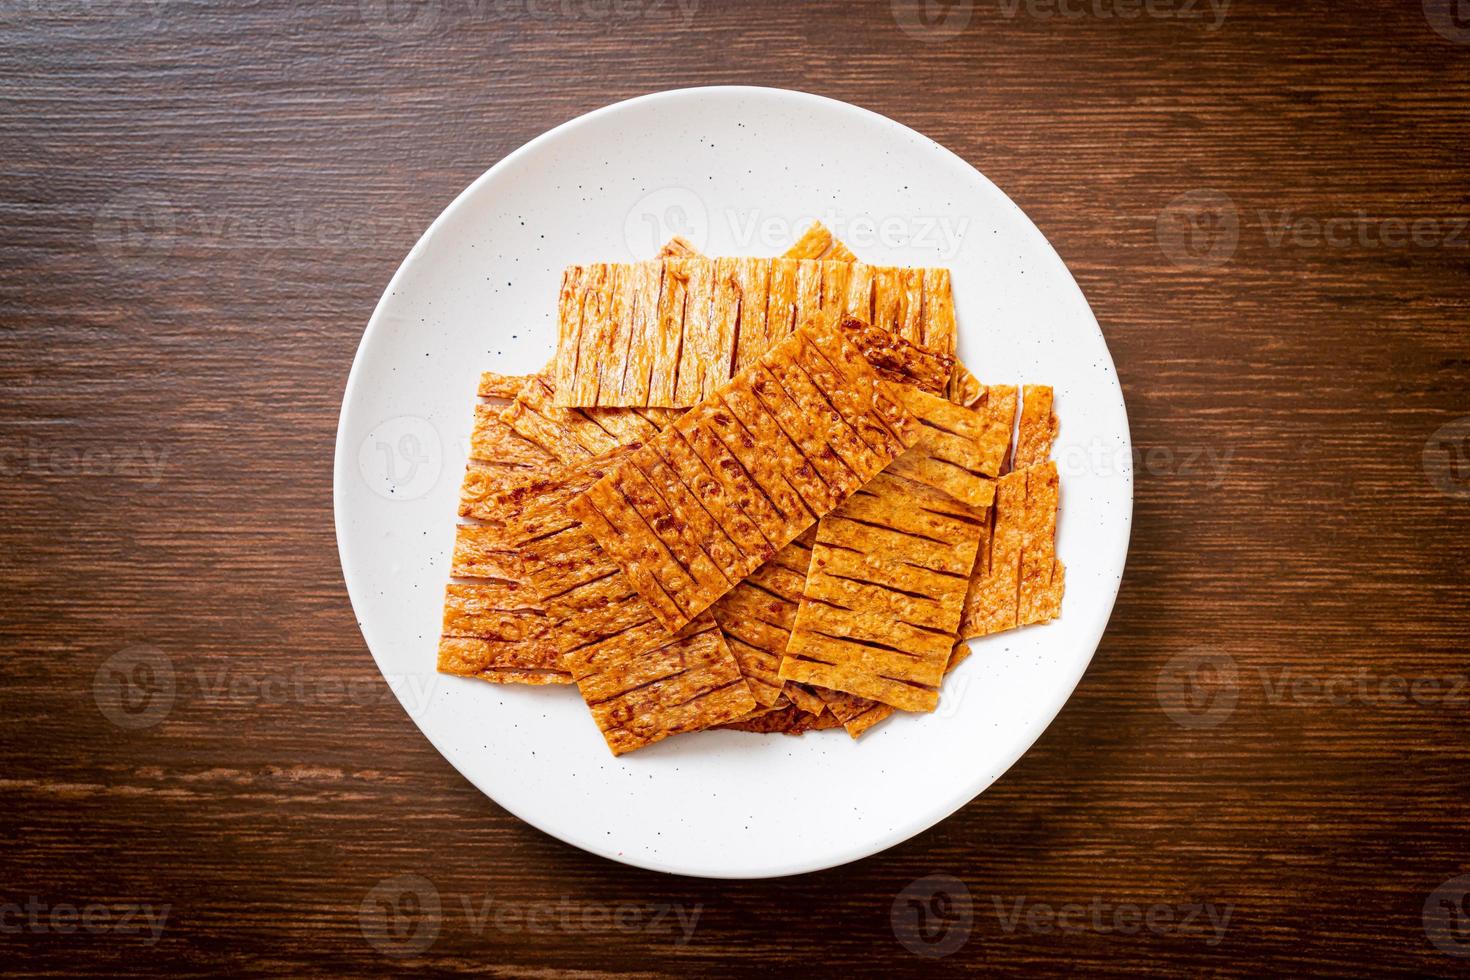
[333,84,1134,879]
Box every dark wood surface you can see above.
[3,0,1468,975]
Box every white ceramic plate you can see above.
[334,86,1132,879]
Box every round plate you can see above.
[334,86,1132,879]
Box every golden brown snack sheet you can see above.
[719,328,976,717]
[784,219,859,263]
[500,373,668,463]
[1017,460,1065,626]
[707,533,814,707]
[961,467,1026,638]
[812,687,880,732]
[506,450,756,755]
[493,441,753,748]
[779,469,986,712]
[451,370,678,682]
[436,580,565,686]
[919,267,957,356]
[783,682,829,717]
[680,229,858,708]
[718,704,843,735]
[519,528,755,755]
[549,257,957,407]
[948,360,985,408]
[570,323,920,632]
[1014,384,1060,469]
[783,220,840,261]
[955,380,1021,628]
[657,236,700,259]
[961,385,1064,637]
[984,384,1022,476]
[459,397,558,512]
[665,221,857,386]
[439,436,608,687]
[478,371,534,400]
[458,371,555,511]
[779,391,997,712]
[444,383,671,688]
[441,231,851,694]
[886,383,1010,505]
[816,639,973,737]
[439,372,571,684]
[835,315,954,396]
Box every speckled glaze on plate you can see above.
[333,86,1132,879]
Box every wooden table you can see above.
[4,1,1467,974]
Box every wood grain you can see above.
[2,0,1467,974]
